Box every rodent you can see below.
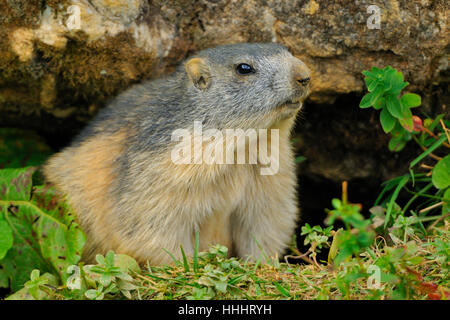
[43,43,311,265]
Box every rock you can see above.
[1,0,447,113]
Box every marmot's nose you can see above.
[292,60,311,88]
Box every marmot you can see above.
[43,43,311,265]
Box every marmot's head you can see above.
[183,43,311,129]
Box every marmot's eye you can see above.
[236,63,254,75]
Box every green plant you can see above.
[6,251,141,300]
[0,167,86,292]
[359,66,449,235]
[24,270,55,300]
[78,251,138,299]
[360,66,423,152]
[299,223,333,264]
[325,182,375,266]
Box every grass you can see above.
[128,225,448,300]
[23,220,447,301]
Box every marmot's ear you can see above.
[185,57,211,90]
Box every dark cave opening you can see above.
[288,91,428,263]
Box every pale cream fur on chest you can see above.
[163,115,297,257]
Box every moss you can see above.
[0,1,44,89]
[34,31,158,114]
[0,8,158,128]
[45,0,71,10]
[0,0,42,28]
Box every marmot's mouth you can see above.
[281,96,303,109]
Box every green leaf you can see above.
[388,136,406,152]
[0,167,36,201]
[5,272,58,300]
[380,108,396,133]
[328,229,341,263]
[29,269,40,281]
[373,97,386,110]
[386,95,403,118]
[0,220,13,259]
[99,273,113,287]
[95,254,106,266]
[213,280,228,293]
[382,68,396,91]
[364,77,375,90]
[443,189,450,214]
[0,167,86,292]
[400,93,421,108]
[370,66,383,76]
[370,85,384,106]
[398,105,413,132]
[334,236,355,265]
[380,271,400,284]
[432,155,450,189]
[360,92,373,108]
[389,71,408,95]
[367,79,379,92]
[31,186,86,280]
[332,198,342,209]
[114,254,141,275]
[0,268,8,288]
[360,84,384,109]
[105,250,115,267]
[0,213,52,292]
[362,70,376,79]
